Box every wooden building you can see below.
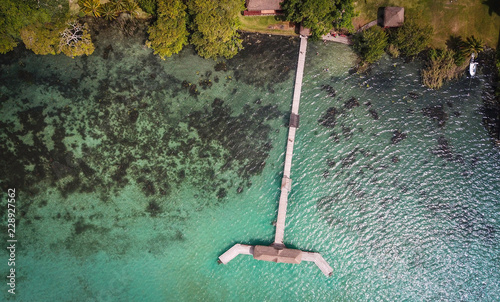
[244,0,284,16]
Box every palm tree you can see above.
[101,3,118,21]
[81,0,102,17]
[123,0,140,18]
[110,0,127,11]
[461,35,484,58]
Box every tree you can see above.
[331,0,356,32]
[123,0,140,18]
[352,26,387,64]
[188,0,244,59]
[461,35,484,58]
[147,0,189,59]
[20,22,65,55]
[81,0,103,17]
[101,3,119,21]
[0,0,51,53]
[389,18,433,58]
[282,0,355,39]
[59,21,95,58]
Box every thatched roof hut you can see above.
[383,7,404,27]
[253,245,302,264]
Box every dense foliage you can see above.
[79,0,141,19]
[188,0,244,59]
[58,21,95,57]
[0,0,52,53]
[0,0,95,58]
[20,22,65,55]
[422,48,458,89]
[137,0,157,15]
[352,26,387,64]
[389,18,433,58]
[282,0,355,39]
[146,0,188,59]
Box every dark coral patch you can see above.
[422,104,448,127]
[321,85,336,97]
[318,107,338,128]
[146,201,162,217]
[391,130,407,144]
[369,109,379,120]
[344,97,360,109]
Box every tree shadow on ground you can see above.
[446,35,463,52]
[483,0,500,16]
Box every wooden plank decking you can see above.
[302,252,334,276]
[274,36,307,245]
[219,244,254,264]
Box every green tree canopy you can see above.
[353,26,387,64]
[20,22,65,55]
[0,0,69,54]
[147,0,189,59]
[0,0,52,53]
[389,18,433,58]
[58,21,95,58]
[188,0,244,59]
[282,0,355,39]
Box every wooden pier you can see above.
[274,36,307,246]
[219,36,333,277]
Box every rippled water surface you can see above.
[0,27,499,301]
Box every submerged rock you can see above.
[146,201,162,217]
[321,84,336,97]
[318,107,338,128]
[103,44,113,59]
[369,109,379,120]
[344,97,360,109]
[326,159,336,167]
[408,92,420,99]
[431,135,454,160]
[391,130,407,144]
[216,188,227,199]
[214,61,227,71]
[422,104,448,127]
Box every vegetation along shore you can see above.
[1,0,499,142]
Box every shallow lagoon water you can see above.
[0,26,499,301]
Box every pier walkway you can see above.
[219,37,333,277]
[274,35,307,246]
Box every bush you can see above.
[422,48,460,89]
[387,44,399,58]
[137,0,156,15]
[352,26,387,64]
[389,18,433,58]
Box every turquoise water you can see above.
[1,26,499,301]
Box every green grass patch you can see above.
[353,0,500,48]
[238,15,297,36]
